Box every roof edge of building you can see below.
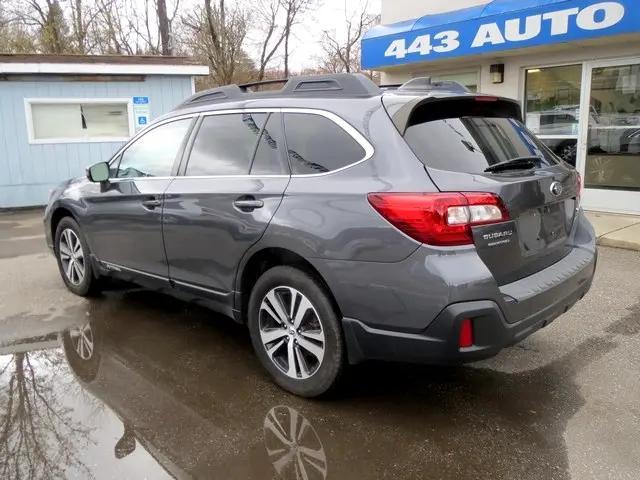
[0,54,209,76]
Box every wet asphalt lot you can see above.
[1,210,639,480]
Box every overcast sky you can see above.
[245,0,382,71]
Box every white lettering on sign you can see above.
[542,8,580,35]
[471,23,505,48]
[385,39,406,58]
[433,31,460,52]
[384,30,460,58]
[504,15,542,41]
[576,1,625,30]
[383,1,627,59]
[407,35,433,56]
[472,0,624,47]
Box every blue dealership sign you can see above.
[362,0,640,69]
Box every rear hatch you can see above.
[385,94,580,285]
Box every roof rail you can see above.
[176,73,381,109]
[179,85,244,106]
[239,78,288,91]
[282,73,381,97]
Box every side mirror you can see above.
[87,162,110,183]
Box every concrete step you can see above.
[585,211,640,252]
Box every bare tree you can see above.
[17,0,71,53]
[320,2,377,73]
[255,0,287,81]
[0,5,38,53]
[279,0,315,78]
[156,0,170,54]
[68,0,105,53]
[156,0,180,55]
[0,350,94,479]
[93,0,137,54]
[182,0,254,87]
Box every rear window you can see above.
[404,116,560,174]
[284,113,366,174]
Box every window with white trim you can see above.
[27,100,132,143]
[413,71,480,92]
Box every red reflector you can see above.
[367,192,509,246]
[475,95,498,102]
[459,318,474,348]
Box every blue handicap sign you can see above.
[137,116,148,125]
[133,96,149,105]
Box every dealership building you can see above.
[363,0,640,215]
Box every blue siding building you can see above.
[0,54,208,208]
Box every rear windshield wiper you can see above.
[484,156,540,173]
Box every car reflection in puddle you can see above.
[0,289,630,479]
[0,295,334,480]
[264,405,327,480]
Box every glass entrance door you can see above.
[579,59,640,214]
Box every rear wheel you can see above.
[248,266,344,397]
[54,217,100,296]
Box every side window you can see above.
[186,113,266,176]
[283,113,366,174]
[250,113,287,175]
[117,119,191,178]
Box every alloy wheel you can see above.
[263,405,327,480]
[69,323,94,360]
[259,286,326,380]
[59,228,85,285]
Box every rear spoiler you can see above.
[389,95,523,136]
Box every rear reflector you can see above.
[459,318,474,348]
[367,192,509,246]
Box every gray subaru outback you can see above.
[44,74,597,397]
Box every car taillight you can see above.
[367,192,509,246]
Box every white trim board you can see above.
[1,62,209,76]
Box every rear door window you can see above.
[250,113,288,175]
[284,113,365,174]
[186,113,267,176]
[404,116,560,174]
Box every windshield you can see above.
[404,116,560,174]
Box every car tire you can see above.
[248,266,344,397]
[54,216,100,297]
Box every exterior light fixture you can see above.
[490,63,505,84]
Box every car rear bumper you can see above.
[341,231,597,365]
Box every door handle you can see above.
[233,196,264,212]
[141,197,162,210]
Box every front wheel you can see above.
[54,217,100,296]
[248,266,344,397]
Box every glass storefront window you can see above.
[525,64,582,165]
[585,63,640,190]
[413,71,479,92]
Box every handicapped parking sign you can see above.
[132,96,151,131]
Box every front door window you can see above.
[116,119,192,178]
[585,63,640,191]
